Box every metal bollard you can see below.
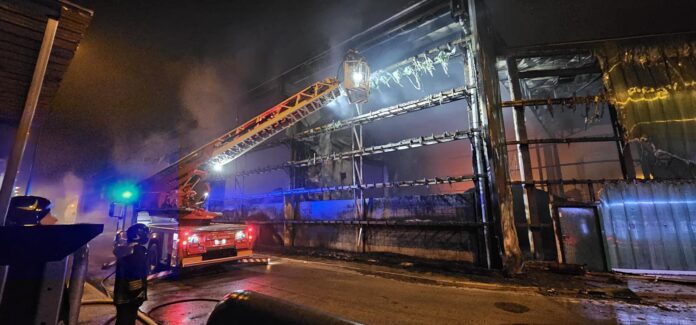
[207,290,361,325]
[68,244,89,325]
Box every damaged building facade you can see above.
[209,0,696,273]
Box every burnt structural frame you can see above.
[501,43,636,264]
[223,13,498,267]
[215,1,692,272]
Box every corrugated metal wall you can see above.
[599,181,696,271]
[596,37,696,179]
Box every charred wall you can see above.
[222,193,481,263]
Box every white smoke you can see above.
[110,61,241,180]
[112,132,180,179]
[180,61,240,147]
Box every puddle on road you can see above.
[147,300,219,325]
[494,302,531,314]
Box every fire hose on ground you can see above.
[97,268,220,324]
[79,299,158,325]
[97,269,360,324]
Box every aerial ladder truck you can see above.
[111,51,369,273]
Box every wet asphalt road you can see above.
[88,229,696,325]
[135,258,695,325]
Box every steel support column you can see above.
[282,195,296,247]
[352,104,366,252]
[466,0,522,272]
[461,41,492,269]
[607,103,634,179]
[284,139,299,247]
[506,58,545,259]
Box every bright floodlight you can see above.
[342,49,370,104]
[213,163,223,172]
[351,71,364,84]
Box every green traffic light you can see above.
[122,191,133,199]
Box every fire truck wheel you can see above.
[147,243,161,274]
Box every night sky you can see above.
[36,0,413,182]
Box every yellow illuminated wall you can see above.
[597,39,696,179]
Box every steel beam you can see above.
[516,66,601,79]
[501,31,696,59]
[506,136,620,145]
[232,130,472,177]
[508,178,621,185]
[501,95,608,108]
[507,158,620,171]
[232,175,477,199]
[296,87,469,140]
[295,130,472,167]
[234,164,289,177]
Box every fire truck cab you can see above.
[110,202,259,273]
[140,210,256,272]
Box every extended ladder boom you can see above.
[210,78,340,166]
[139,78,341,212]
